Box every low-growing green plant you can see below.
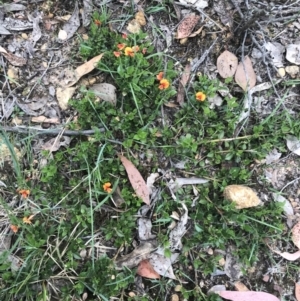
[2,4,300,301]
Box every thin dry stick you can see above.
[1,126,103,136]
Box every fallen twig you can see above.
[1,126,104,136]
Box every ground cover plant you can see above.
[0,1,300,301]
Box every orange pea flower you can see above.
[122,33,128,39]
[10,225,19,233]
[156,72,164,81]
[18,189,30,198]
[113,51,121,57]
[142,48,147,54]
[158,79,170,90]
[23,215,34,225]
[103,182,112,193]
[94,19,101,26]
[124,47,135,57]
[132,45,140,52]
[195,91,206,101]
[117,43,126,50]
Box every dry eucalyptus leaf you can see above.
[188,25,204,38]
[177,63,191,105]
[0,24,11,35]
[272,193,294,216]
[286,135,300,156]
[82,0,93,27]
[0,3,26,11]
[234,56,256,91]
[89,83,116,105]
[286,44,300,65]
[208,285,227,295]
[42,136,71,152]
[115,241,157,269]
[30,15,42,47]
[2,98,15,119]
[218,291,280,301]
[292,222,300,249]
[264,42,285,67]
[118,154,150,205]
[0,46,27,66]
[169,203,188,251]
[27,97,47,111]
[56,86,76,110]
[149,252,176,279]
[213,0,234,27]
[66,54,103,87]
[224,185,261,209]
[224,246,243,280]
[58,2,80,42]
[138,218,156,240]
[178,0,208,9]
[217,50,238,78]
[295,282,300,301]
[265,148,282,164]
[17,102,39,116]
[137,260,160,279]
[176,14,200,39]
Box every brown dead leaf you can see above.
[115,241,157,269]
[218,291,280,301]
[66,54,103,87]
[164,102,179,108]
[234,56,256,91]
[176,14,200,39]
[118,154,150,205]
[188,25,204,38]
[137,260,160,279]
[0,46,27,66]
[177,63,191,105]
[42,136,71,152]
[295,282,300,301]
[217,50,238,78]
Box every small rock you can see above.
[7,66,19,81]
[174,285,182,292]
[234,281,249,291]
[171,294,179,301]
[11,116,22,125]
[224,185,261,209]
[21,33,28,39]
[180,38,188,44]
[41,43,48,52]
[285,65,299,78]
[277,67,286,77]
[219,257,225,266]
[207,248,214,255]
